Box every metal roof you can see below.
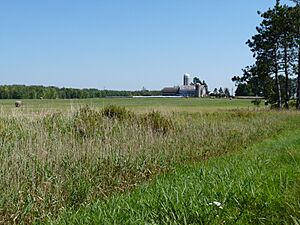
[179,85,195,91]
[162,87,179,93]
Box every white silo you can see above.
[183,74,190,86]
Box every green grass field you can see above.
[0,98,255,113]
[0,98,299,224]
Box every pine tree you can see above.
[246,1,283,108]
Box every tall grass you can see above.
[0,105,294,223]
[57,119,300,224]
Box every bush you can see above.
[289,100,297,108]
[102,105,133,121]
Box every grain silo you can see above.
[183,74,190,86]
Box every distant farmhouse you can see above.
[162,74,208,97]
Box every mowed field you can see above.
[0,97,254,113]
[0,98,299,224]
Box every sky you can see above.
[0,0,294,91]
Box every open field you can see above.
[0,98,255,113]
[0,98,299,224]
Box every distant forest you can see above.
[0,85,161,99]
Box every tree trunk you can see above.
[297,46,300,109]
[284,45,289,109]
[274,51,282,109]
[296,4,300,110]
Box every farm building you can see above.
[162,74,208,97]
[161,87,180,96]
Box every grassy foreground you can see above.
[0,99,299,224]
[53,116,300,225]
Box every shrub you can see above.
[101,105,133,121]
[289,100,297,108]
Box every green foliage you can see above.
[0,85,161,99]
[290,100,297,108]
[233,1,300,109]
[235,83,254,96]
[210,87,229,98]
[224,88,230,97]
[192,77,202,84]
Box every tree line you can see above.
[0,85,161,99]
[210,87,231,98]
[232,0,300,109]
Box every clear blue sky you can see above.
[0,0,293,91]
